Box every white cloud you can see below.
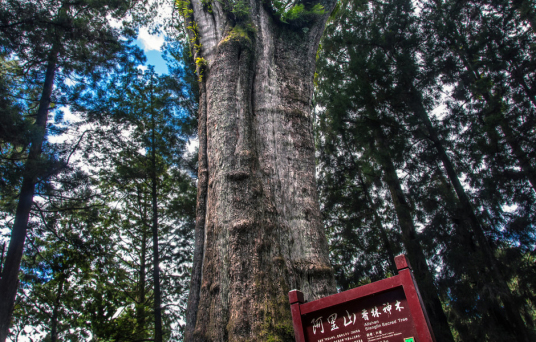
[107,15,123,29]
[138,27,165,51]
[187,138,199,153]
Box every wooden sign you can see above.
[289,255,435,342]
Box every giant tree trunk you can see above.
[184,1,337,340]
[0,49,57,342]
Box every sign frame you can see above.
[289,255,436,342]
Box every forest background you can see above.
[0,0,535,341]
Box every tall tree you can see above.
[315,107,400,287]
[176,0,338,340]
[316,0,536,340]
[420,0,536,339]
[7,160,136,342]
[0,0,145,337]
[315,0,456,340]
[79,64,196,340]
[422,0,536,194]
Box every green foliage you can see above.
[0,3,149,337]
[265,0,326,27]
[280,3,325,23]
[6,62,197,340]
[81,65,196,341]
[316,0,536,339]
[1,1,197,337]
[176,0,195,20]
[228,0,250,21]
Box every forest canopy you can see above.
[0,0,535,340]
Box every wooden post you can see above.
[396,254,436,342]
[289,290,306,342]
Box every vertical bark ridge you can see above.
[185,80,209,341]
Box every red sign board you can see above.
[289,255,435,342]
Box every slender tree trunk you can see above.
[370,201,398,275]
[150,101,162,342]
[137,188,148,337]
[0,48,58,342]
[50,276,65,342]
[371,123,454,342]
[409,91,532,342]
[138,231,147,335]
[151,169,162,342]
[183,1,337,340]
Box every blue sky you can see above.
[143,49,168,74]
[135,28,169,75]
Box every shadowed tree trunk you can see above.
[137,227,148,335]
[182,0,337,340]
[149,92,163,342]
[0,48,58,342]
[136,186,148,338]
[371,120,455,342]
[407,86,532,342]
[50,275,65,342]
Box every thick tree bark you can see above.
[184,1,337,340]
[0,48,58,342]
[372,124,454,342]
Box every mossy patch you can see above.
[195,57,207,81]
[259,293,295,342]
[256,256,295,342]
[220,24,254,47]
